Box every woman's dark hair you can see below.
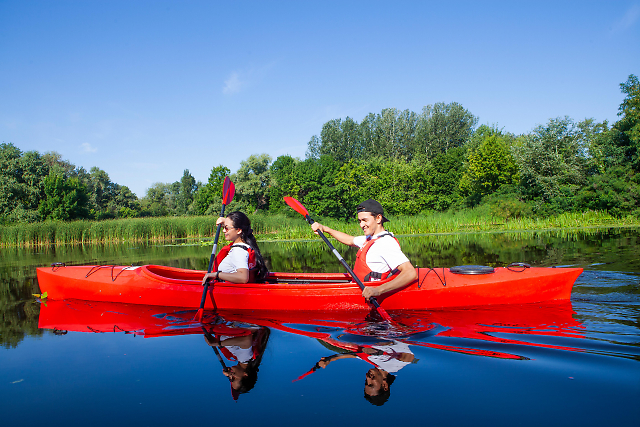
[227,211,269,282]
[235,327,271,396]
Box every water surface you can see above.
[1,227,638,426]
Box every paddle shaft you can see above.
[202,326,228,370]
[303,215,389,317]
[198,202,228,311]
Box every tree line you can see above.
[1,75,638,225]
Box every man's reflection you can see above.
[204,323,270,400]
[315,338,416,406]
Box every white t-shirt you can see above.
[217,243,250,273]
[352,231,410,278]
[219,335,254,363]
[367,341,413,373]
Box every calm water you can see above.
[1,228,639,426]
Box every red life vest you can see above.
[214,243,256,272]
[353,233,400,282]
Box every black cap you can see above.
[356,199,389,223]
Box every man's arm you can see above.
[362,261,417,300]
[311,222,356,246]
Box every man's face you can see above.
[364,368,387,396]
[358,212,382,237]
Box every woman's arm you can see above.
[202,268,250,285]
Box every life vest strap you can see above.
[363,268,400,282]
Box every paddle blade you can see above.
[222,177,235,205]
[194,308,204,322]
[284,196,308,217]
[376,305,394,323]
[292,368,316,383]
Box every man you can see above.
[311,199,418,301]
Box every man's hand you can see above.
[362,285,381,301]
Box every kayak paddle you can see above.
[195,176,235,321]
[202,326,229,370]
[293,362,320,382]
[283,196,394,323]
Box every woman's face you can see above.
[223,217,242,242]
[223,364,248,390]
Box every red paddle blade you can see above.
[377,306,393,323]
[222,177,235,205]
[284,196,308,216]
[292,368,315,383]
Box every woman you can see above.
[201,211,269,284]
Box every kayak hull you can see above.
[36,264,583,311]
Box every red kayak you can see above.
[36,263,582,311]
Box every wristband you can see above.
[216,271,220,281]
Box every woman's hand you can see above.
[202,272,218,286]
[204,333,220,347]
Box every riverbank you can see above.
[1,210,638,246]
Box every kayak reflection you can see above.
[37,299,586,405]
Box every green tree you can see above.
[192,165,231,215]
[572,76,640,216]
[0,143,50,224]
[140,183,170,217]
[612,74,640,171]
[269,155,299,212]
[429,146,466,211]
[42,151,75,177]
[512,117,590,206]
[232,154,272,213]
[414,102,478,160]
[175,169,197,215]
[292,155,344,218]
[575,165,640,217]
[306,135,321,159]
[372,108,415,160]
[335,157,432,217]
[460,134,519,201]
[0,143,25,223]
[38,172,90,220]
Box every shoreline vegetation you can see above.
[2,76,639,243]
[2,210,638,247]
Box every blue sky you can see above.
[1,1,639,197]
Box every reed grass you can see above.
[1,210,638,247]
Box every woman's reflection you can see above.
[203,323,270,400]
